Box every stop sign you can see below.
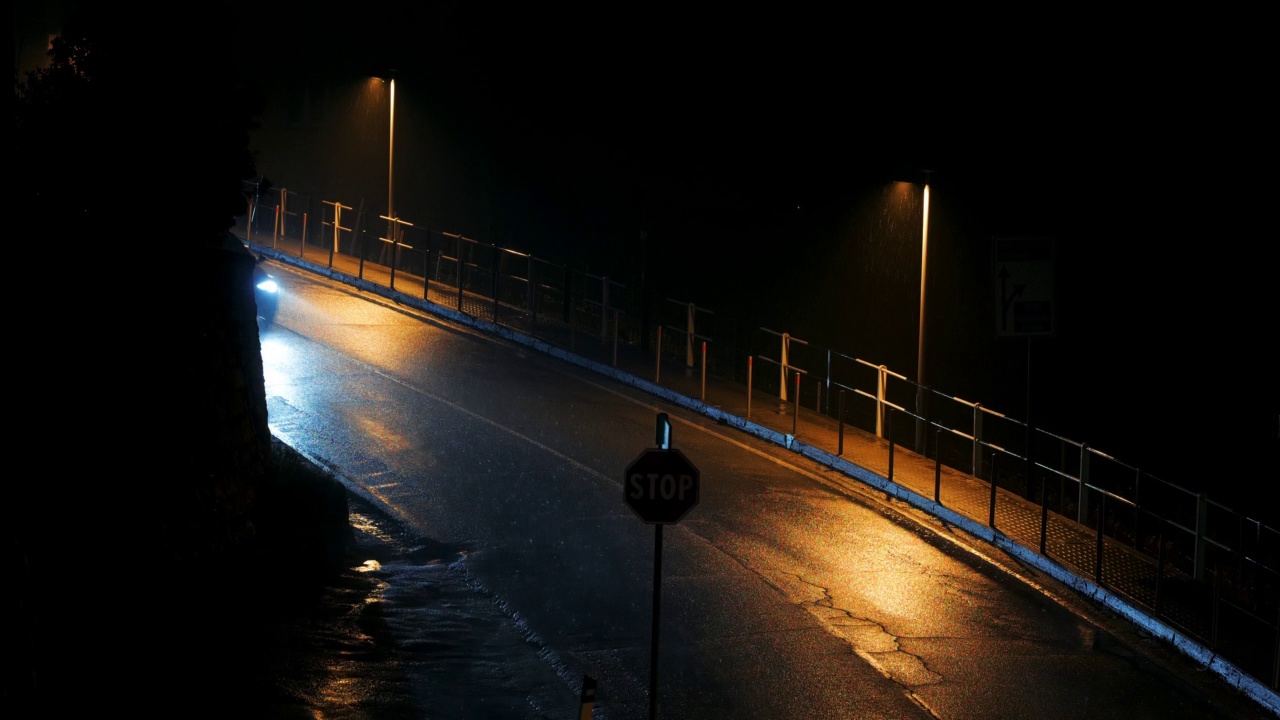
[624,448,700,524]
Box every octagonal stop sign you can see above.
[624,448,700,524]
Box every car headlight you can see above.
[256,277,279,294]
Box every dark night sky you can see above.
[23,4,1269,515]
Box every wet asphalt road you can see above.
[225,262,1274,717]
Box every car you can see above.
[253,258,280,327]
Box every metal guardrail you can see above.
[239,179,1279,691]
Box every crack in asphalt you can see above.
[790,572,944,689]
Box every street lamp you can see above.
[385,71,396,242]
[914,170,932,455]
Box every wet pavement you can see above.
[222,496,580,719]
[233,230,1279,717]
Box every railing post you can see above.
[686,303,695,370]
[746,356,753,420]
[528,254,536,329]
[837,389,844,456]
[612,309,619,367]
[1078,445,1091,525]
[1133,467,1142,550]
[331,202,341,254]
[655,326,662,383]
[887,410,895,481]
[328,222,336,269]
[457,250,464,312]
[1039,472,1049,555]
[1095,491,1106,585]
[876,365,888,439]
[563,265,572,323]
[1155,523,1165,613]
[492,243,500,322]
[1194,493,1208,581]
[1211,565,1220,651]
[390,227,400,290]
[972,403,982,476]
[919,385,932,457]
[989,452,998,529]
[601,277,609,337]
[934,428,942,504]
[792,372,800,435]
[424,247,432,301]
[700,341,707,402]
[825,349,832,416]
[357,220,367,280]
[1272,607,1279,690]
[779,333,790,403]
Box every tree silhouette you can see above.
[12,8,278,710]
[16,8,262,245]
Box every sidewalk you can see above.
[242,230,1279,715]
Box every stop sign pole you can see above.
[624,413,700,720]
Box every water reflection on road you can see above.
[258,499,579,719]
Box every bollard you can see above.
[578,675,596,719]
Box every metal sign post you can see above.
[624,413,700,720]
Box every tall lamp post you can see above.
[914,171,932,455]
[385,71,396,243]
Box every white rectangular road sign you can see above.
[993,236,1055,337]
